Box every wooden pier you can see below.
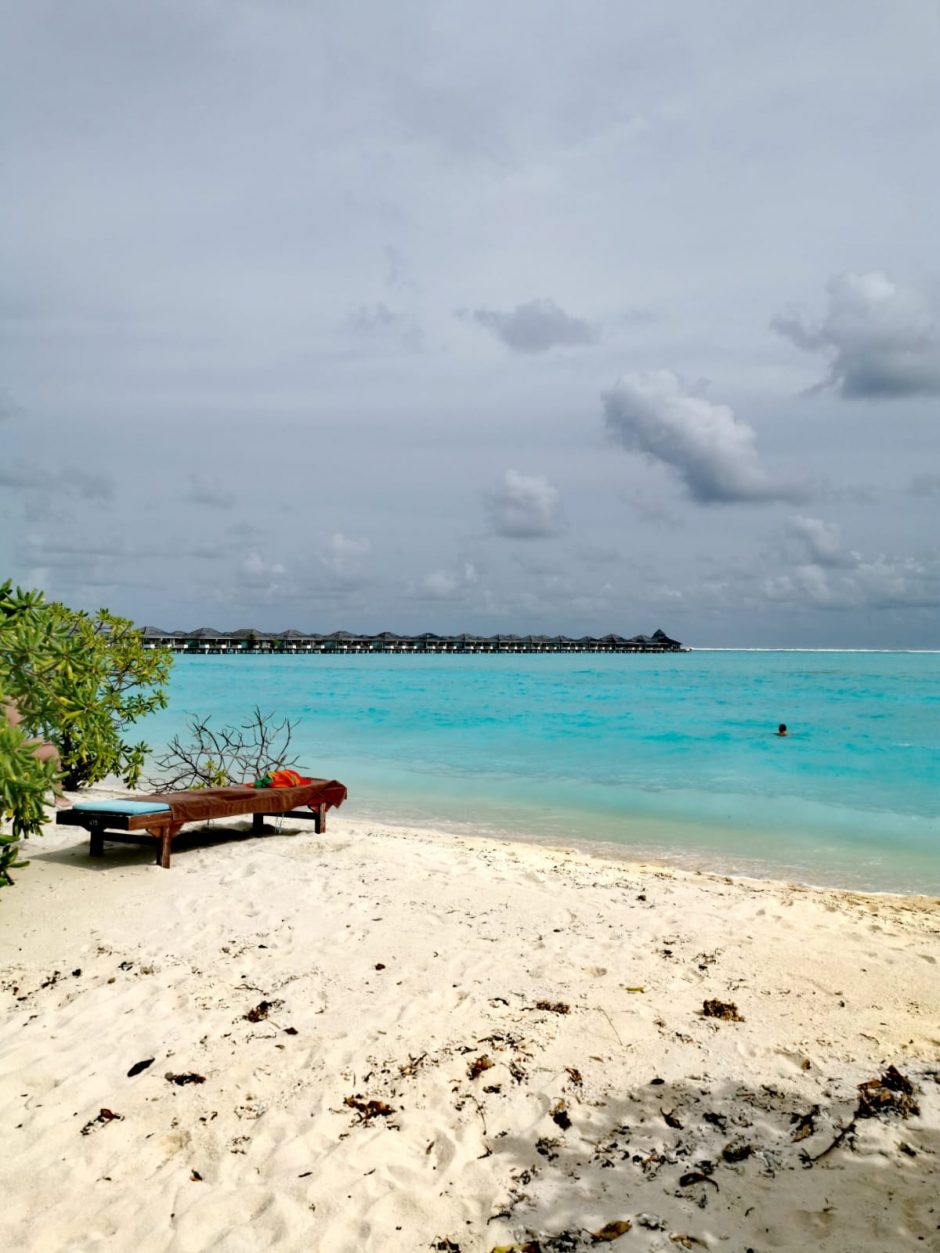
[140,627,685,655]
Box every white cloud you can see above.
[772,271,940,399]
[238,552,287,591]
[464,298,595,353]
[763,563,835,606]
[787,515,858,568]
[417,562,479,600]
[603,371,801,505]
[320,531,371,574]
[764,518,940,610]
[485,470,561,539]
[764,554,940,610]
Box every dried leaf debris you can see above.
[344,1095,395,1121]
[80,1108,123,1136]
[469,1055,496,1080]
[590,1219,632,1241]
[701,999,744,1022]
[856,1065,919,1120]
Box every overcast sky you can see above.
[2,1,939,646]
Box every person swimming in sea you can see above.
[776,723,788,736]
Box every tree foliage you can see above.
[0,717,58,886]
[1,583,61,885]
[147,706,299,791]
[0,579,172,792]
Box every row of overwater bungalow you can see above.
[140,627,685,654]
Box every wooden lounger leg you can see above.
[314,803,326,834]
[88,821,105,858]
[252,812,267,834]
[156,824,182,869]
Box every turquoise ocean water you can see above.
[142,652,940,894]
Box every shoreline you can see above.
[348,810,940,905]
[66,780,940,899]
[341,793,940,899]
[2,799,938,1251]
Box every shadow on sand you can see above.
[27,821,313,871]
[437,1069,940,1252]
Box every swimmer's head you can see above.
[777,723,788,736]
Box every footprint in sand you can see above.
[773,1047,814,1073]
[429,1131,458,1171]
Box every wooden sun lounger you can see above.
[56,778,348,868]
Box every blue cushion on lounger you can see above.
[72,799,172,814]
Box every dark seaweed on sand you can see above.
[244,999,282,1023]
[551,1100,572,1131]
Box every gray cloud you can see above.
[0,389,19,421]
[603,372,802,505]
[382,246,413,293]
[465,298,595,353]
[23,537,129,563]
[909,474,940,498]
[69,467,115,502]
[182,475,236,510]
[0,462,47,490]
[772,271,940,399]
[346,302,423,350]
[0,461,113,500]
[485,470,562,539]
[21,533,211,566]
[348,303,397,334]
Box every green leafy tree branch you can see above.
[0,718,58,886]
[0,580,173,863]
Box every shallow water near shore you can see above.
[143,651,940,894]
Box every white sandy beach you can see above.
[1,798,938,1253]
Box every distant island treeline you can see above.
[141,627,685,655]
